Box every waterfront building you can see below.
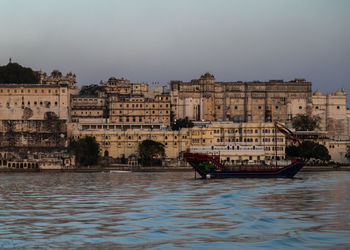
[0,68,76,161]
[170,73,349,140]
[294,131,350,163]
[70,121,285,165]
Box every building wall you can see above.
[0,84,69,120]
[71,95,106,122]
[312,90,347,139]
[171,73,312,126]
[108,94,171,126]
[70,122,285,163]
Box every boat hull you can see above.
[183,153,306,179]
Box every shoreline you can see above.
[1,165,350,173]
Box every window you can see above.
[299,106,302,110]
[315,106,319,110]
[234,106,238,110]
[275,106,279,109]
[258,106,262,110]
[337,106,340,110]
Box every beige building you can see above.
[0,84,70,120]
[312,89,348,139]
[101,77,148,95]
[39,70,77,89]
[108,94,171,127]
[70,121,285,164]
[70,95,107,123]
[189,145,266,165]
[170,73,312,125]
[295,131,350,163]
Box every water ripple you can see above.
[0,171,350,248]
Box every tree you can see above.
[138,140,165,166]
[68,136,100,166]
[171,117,194,131]
[292,114,321,131]
[0,62,39,84]
[286,141,330,161]
[345,146,350,161]
[79,84,105,96]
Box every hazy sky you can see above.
[1,0,349,102]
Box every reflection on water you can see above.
[0,171,350,248]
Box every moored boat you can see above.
[183,152,305,178]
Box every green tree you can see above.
[79,84,105,96]
[286,141,330,161]
[292,114,321,131]
[68,136,100,166]
[138,139,165,166]
[0,62,39,84]
[171,117,194,131]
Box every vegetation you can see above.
[345,146,350,161]
[292,114,321,131]
[68,136,100,166]
[79,84,105,96]
[171,117,194,130]
[0,62,39,84]
[286,141,330,161]
[138,139,165,166]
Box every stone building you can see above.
[312,89,348,139]
[39,70,77,89]
[70,121,285,164]
[70,95,107,123]
[0,84,70,120]
[170,73,312,125]
[108,94,171,127]
[101,77,148,95]
[0,69,76,161]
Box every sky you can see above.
[1,0,349,103]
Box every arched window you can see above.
[104,150,109,157]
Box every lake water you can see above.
[0,171,349,249]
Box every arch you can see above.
[24,163,27,168]
[8,162,11,168]
[0,153,2,158]
[20,163,23,168]
[104,150,109,157]
[35,163,39,169]
[16,163,19,168]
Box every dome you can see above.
[334,90,345,96]
[108,77,117,81]
[313,89,323,96]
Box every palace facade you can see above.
[69,121,285,164]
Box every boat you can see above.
[183,122,306,179]
[183,152,305,178]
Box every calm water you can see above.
[0,171,350,249]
